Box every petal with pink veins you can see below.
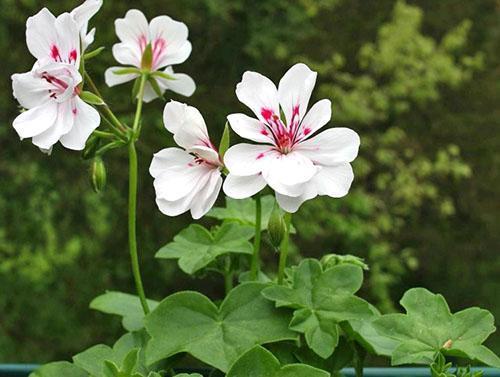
[227,113,274,144]
[149,15,190,69]
[13,102,58,139]
[223,143,276,176]
[296,128,360,165]
[236,71,279,122]
[59,97,100,150]
[115,9,149,45]
[12,71,53,109]
[223,174,267,199]
[278,63,317,126]
[297,99,332,141]
[188,145,220,166]
[26,8,58,63]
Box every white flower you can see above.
[11,10,100,151]
[150,101,223,219]
[223,63,360,213]
[105,9,195,102]
[70,0,103,51]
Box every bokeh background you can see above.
[0,0,499,363]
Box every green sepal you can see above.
[80,90,105,105]
[83,46,105,60]
[219,122,231,159]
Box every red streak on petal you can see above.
[260,128,269,136]
[261,108,273,120]
[256,153,265,160]
[51,45,61,61]
[303,127,311,136]
[72,108,77,115]
[69,49,78,63]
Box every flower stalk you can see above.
[277,212,292,285]
[250,194,262,280]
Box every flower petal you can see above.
[312,163,354,198]
[149,147,193,178]
[70,0,102,31]
[156,67,196,97]
[59,97,100,150]
[115,9,149,45]
[26,8,57,62]
[149,16,190,68]
[112,43,142,67]
[278,63,317,126]
[163,101,209,149]
[227,113,274,144]
[12,71,52,109]
[223,174,267,199]
[298,99,332,140]
[262,151,317,191]
[104,67,139,87]
[275,188,317,213]
[32,100,75,150]
[236,71,279,122]
[296,128,360,165]
[190,169,223,219]
[154,164,208,202]
[12,102,58,139]
[188,145,220,166]
[223,143,275,176]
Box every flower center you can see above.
[260,105,305,154]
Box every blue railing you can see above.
[1,365,499,377]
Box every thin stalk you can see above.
[353,342,367,377]
[250,194,262,280]
[224,256,233,295]
[84,71,128,134]
[127,72,150,314]
[277,212,292,285]
[128,142,149,314]
[93,130,118,140]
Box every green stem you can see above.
[126,72,150,315]
[277,212,292,285]
[250,194,262,280]
[128,142,149,314]
[353,342,366,377]
[224,256,233,295]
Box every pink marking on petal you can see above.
[260,128,269,136]
[138,34,148,53]
[51,45,61,61]
[303,127,311,136]
[72,108,77,115]
[152,38,167,69]
[69,49,78,63]
[292,105,300,116]
[261,108,273,120]
[256,153,265,160]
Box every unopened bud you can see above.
[82,135,99,160]
[90,157,106,193]
[321,253,369,271]
[141,43,153,70]
[268,205,286,248]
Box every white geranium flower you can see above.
[223,63,360,213]
[105,9,195,102]
[70,0,103,51]
[11,10,100,151]
[150,101,223,219]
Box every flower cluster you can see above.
[11,0,102,152]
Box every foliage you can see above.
[0,0,499,365]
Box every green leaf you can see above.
[73,332,150,376]
[174,375,203,377]
[207,196,277,229]
[147,77,165,100]
[226,346,329,377]
[29,362,87,377]
[372,288,500,367]
[90,291,159,331]
[145,282,296,372]
[262,259,373,359]
[80,91,105,105]
[155,223,254,275]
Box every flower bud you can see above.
[268,204,286,248]
[82,135,100,160]
[90,157,106,193]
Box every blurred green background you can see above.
[0,0,499,363]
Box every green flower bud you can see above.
[268,204,286,248]
[82,135,100,160]
[90,157,106,193]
